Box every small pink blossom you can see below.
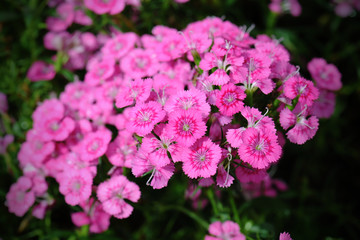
[46,3,75,32]
[120,49,159,79]
[216,165,234,188]
[307,58,342,91]
[0,92,8,113]
[84,0,126,15]
[76,128,112,162]
[235,163,268,183]
[164,88,210,117]
[166,110,207,147]
[58,168,93,206]
[97,175,141,219]
[205,220,246,240]
[27,61,56,81]
[181,137,222,179]
[283,75,319,107]
[128,101,166,137]
[279,232,293,240]
[106,130,137,168]
[101,32,138,60]
[84,58,115,86]
[310,89,336,119]
[0,134,14,154]
[6,176,36,217]
[238,128,281,169]
[115,78,152,109]
[215,83,246,116]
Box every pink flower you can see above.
[226,127,246,148]
[120,49,159,79]
[181,137,222,179]
[128,101,166,137]
[46,3,75,32]
[307,58,342,91]
[280,106,319,144]
[97,175,141,219]
[164,88,210,117]
[279,232,293,240]
[106,130,137,168]
[283,75,319,107]
[166,110,207,147]
[76,128,112,162]
[238,128,281,169]
[215,83,246,116]
[310,89,336,119]
[84,58,115,86]
[0,134,14,154]
[74,9,93,26]
[115,78,152,109]
[84,0,126,15]
[58,168,93,206]
[6,176,36,217]
[101,32,138,60]
[205,220,246,240]
[216,165,234,188]
[27,61,56,81]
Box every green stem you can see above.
[206,188,219,217]
[159,205,209,230]
[229,193,241,226]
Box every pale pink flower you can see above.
[101,32,138,60]
[60,81,90,110]
[269,0,302,17]
[241,106,276,132]
[226,127,246,148]
[84,0,126,15]
[58,168,93,206]
[215,83,246,116]
[283,75,319,107]
[166,110,207,147]
[128,101,166,137]
[84,58,115,86]
[255,39,290,63]
[279,232,293,240]
[216,165,234,188]
[120,49,159,79]
[0,134,14,154]
[97,175,141,219]
[115,78,152,109]
[164,88,210,117]
[238,128,281,169]
[46,3,75,32]
[27,61,56,81]
[6,176,36,217]
[74,9,93,26]
[106,130,137,168]
[181,137,222,179]
[205,220,246,240]
[310,89,336,119]
[307,58,342,91]
[76,128,112,162]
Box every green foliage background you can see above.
[1,0,360,239]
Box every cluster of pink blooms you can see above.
[7,16,342,234]
[268,0,302,17]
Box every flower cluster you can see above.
[332,0,360,17]
[7,16,342,234]
[268,0,302,16]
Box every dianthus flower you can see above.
[101,32,138,60]
[128,101,166,137]
[46,3,74,32]
[205,220,246,240]
[0,92,8,113]
[84,0,126,15]
[283,75,319,107]
[280,107,319,145]
[76,128,112,162]
[84,58,115,86]
[216,165,234,188]
[58,168,93,206]
[166,109,207,147]
[310,89,336,119]
[115,78,152,109]
[307,58,342,91]
[120,49,159,79]
[27,61,56,81]
[164,88,210,117]
[6,176,36,217]
[106,130,137,168]
[279,232,293,240]
[97,175,141,219]
[238,128,281,169]
[235,163,268,183]
[181,137,222,179]
[215,83,246,116]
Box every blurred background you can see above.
[1,0,360,239]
